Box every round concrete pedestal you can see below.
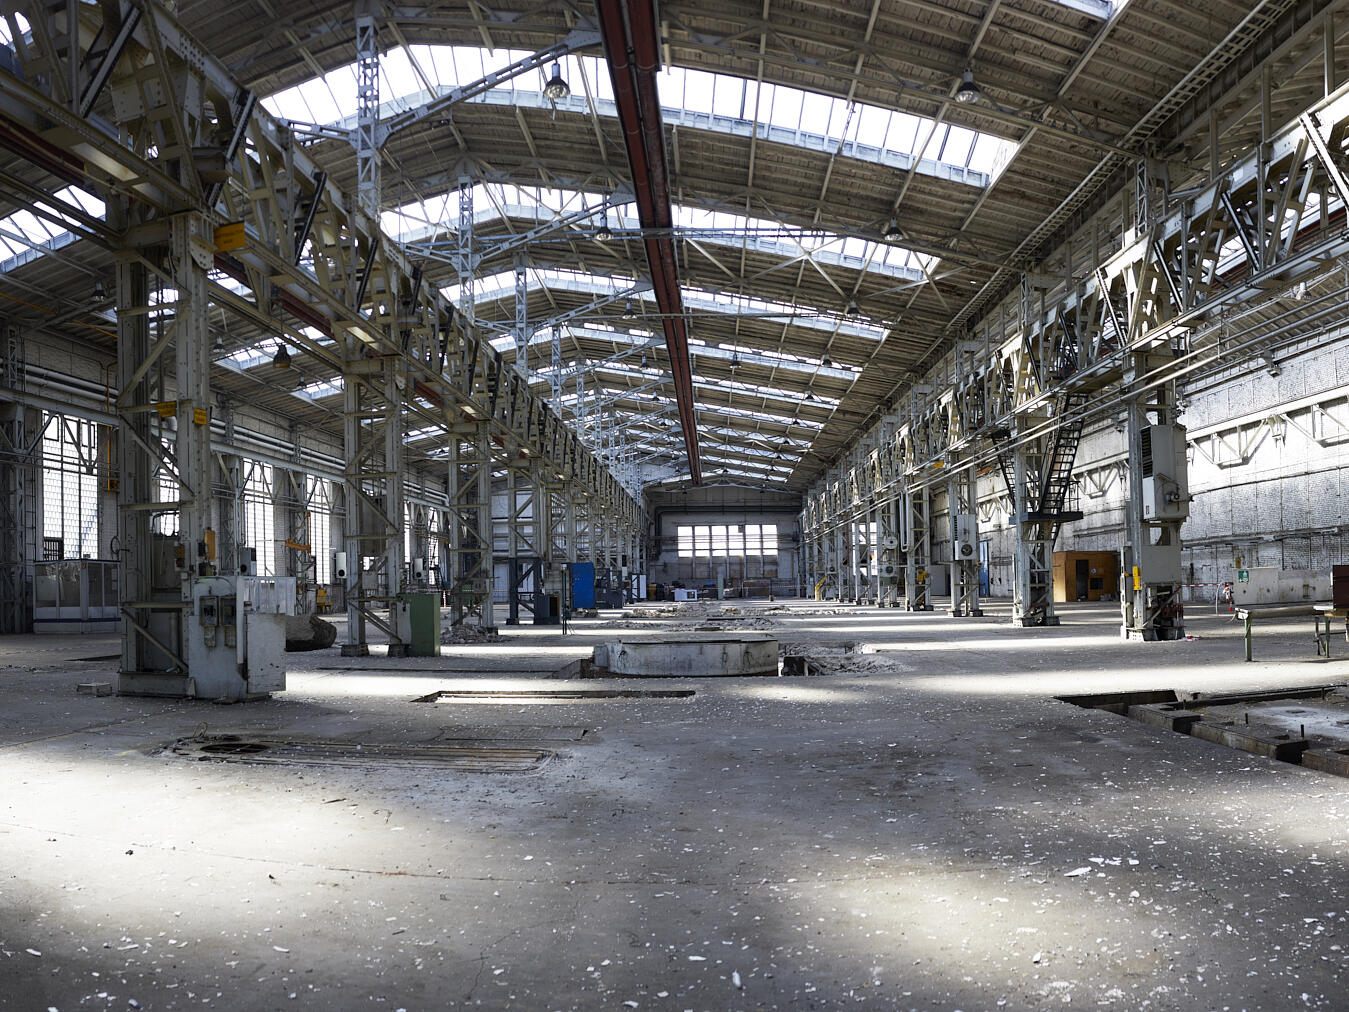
[594,633,779,677]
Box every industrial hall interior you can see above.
[10,0,1349,1008]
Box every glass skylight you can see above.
[0,185,105,272]
[261,45,1016,187]
[459,268,890,343]
[386,185,931,282]
[0,12,31,47]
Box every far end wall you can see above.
[644,484,801,596]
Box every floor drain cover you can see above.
[168,734,554,773]
[414,688,695,703]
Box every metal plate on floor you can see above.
[167,734,555,773]
[414,688,695,703]
[432,724,590,742]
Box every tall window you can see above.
[41,413,100,557]
[306,475,332,583]
[677,525,694,558]
[241,460,275,575]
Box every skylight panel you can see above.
[262,42,1014,187]
[0,12,30,47]
[0,185,105,268]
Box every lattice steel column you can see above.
[550,326,562,412]
[849,517,864,603]
[877,497,901,607]
[354,3,381,220]
[446,422,494,629]
[456,178,476,328]
[340,346,406,654]
[0,325,35,634]
[0,388,36,634]
[904,486,932,611]
[115,215,216,691]
[1121,353,1188,641]
[514,254,529,379]
[1008,432,1059,627]
[504,463,544,624]
[115,253,155,678]
[948,468,983,617]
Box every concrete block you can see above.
[76,681,113,697]
[1191,720,1310,762]
[1301,749,1349,776]
[1128,703,1202,733]
[596,634,779,677]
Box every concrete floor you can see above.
[2,599,1348,1011]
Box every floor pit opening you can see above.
[1059,684,1349,777]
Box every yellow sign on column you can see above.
[214,221,247,252]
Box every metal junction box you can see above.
[952,514,977,560]
[1140,424,1189,521]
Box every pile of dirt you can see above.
[439,624,501,644]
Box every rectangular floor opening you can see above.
[1059,683,1349,777]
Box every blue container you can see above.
[571,562,595,609]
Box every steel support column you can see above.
[904,487,933,611]
[446,423,494,630]
[948,467,983,617]
[1121,354,1188,640]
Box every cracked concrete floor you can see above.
[2,599,1348,1011]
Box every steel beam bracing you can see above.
[0,0,643,642]
[0,0,638,520]
[801,78,1349,630]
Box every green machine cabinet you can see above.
[398,592,441,656]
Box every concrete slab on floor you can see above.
[1,600,1348,1010]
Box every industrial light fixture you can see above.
[882,220,903,243]
[595,215,614,242]
[954,69,982,104]
[212,334,225,353]
[821,353,833,368]
[729,353,741,369]
[272,344,292,368]
[623,299,636,319]
[91,278,106,302]
[544,61,570,101]
[845,299,860,317]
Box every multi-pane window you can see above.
[153,474,180,536]
[241,460,275,576]
[41,413,100,557]
[306,475,332,584]
[677,526,694,558]
[745,523,779,557]
[676,523,778,560]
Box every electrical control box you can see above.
[952,514,978,561]
[334,551,348,581]
[1140,424,1189,521]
